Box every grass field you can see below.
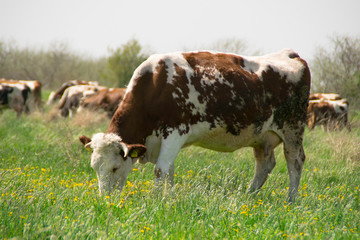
[1,107,359,239]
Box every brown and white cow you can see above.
[47,80,99,105]
[0,81,31,116]
[79,88,126,118]
[307,95,350,131]
[18,80,43,111]
[58,84,105,117]
[79,49,311,202]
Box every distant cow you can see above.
[79,49,311,202]
[47,80,99,105]
[309,93,342,101]
[18,80,43,111]
[0,82,31,116]
[0,79,43,111]
[79,88,126,117]
[307,95,350,131]
[58,85,105,117]
[1,79,42,112]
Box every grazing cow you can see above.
[1,79,43,111]
[58,84,105,117]
[79,49,311,202]
[0,82,31,116]
[79,88,126,117]
[307,97,350,131]
[47,80,99,105]
[18,80,43,111]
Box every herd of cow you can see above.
[0,79,126,119]
[0,79,351,131]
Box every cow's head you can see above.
[79,133,146,195]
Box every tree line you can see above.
[1,35,359,108]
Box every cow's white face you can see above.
[81,133,146,195]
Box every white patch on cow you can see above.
[329,100,349,114]
[186,122,258,152]
[186,82,207,115]
[197,65,235,88]
[126,52,194,94]
[314,93,341,100]
[143,132,162,164]
[242,49,305,83]
[47,91,56,105]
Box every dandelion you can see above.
[318,194,325,200]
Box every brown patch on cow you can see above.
[81,88,126,118]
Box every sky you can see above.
[0,0,359,61]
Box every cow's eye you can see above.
[112,167,119,173]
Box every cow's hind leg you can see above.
[283,138,305,202]
[248,132,282,194]
[248,145,276,193]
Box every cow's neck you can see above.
[105,92,150,145]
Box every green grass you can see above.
[1,109,359,239]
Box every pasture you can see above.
[1,106,359,239]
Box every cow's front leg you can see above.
[154,133,187,188]
[155,161,174,186]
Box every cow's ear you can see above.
[79,135,92,152]
[79,135,92,146]
[123,144,147,158]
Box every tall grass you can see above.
[1,109,359,239]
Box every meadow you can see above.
[0,105,359,239]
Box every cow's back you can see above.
[108,49,310,147]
